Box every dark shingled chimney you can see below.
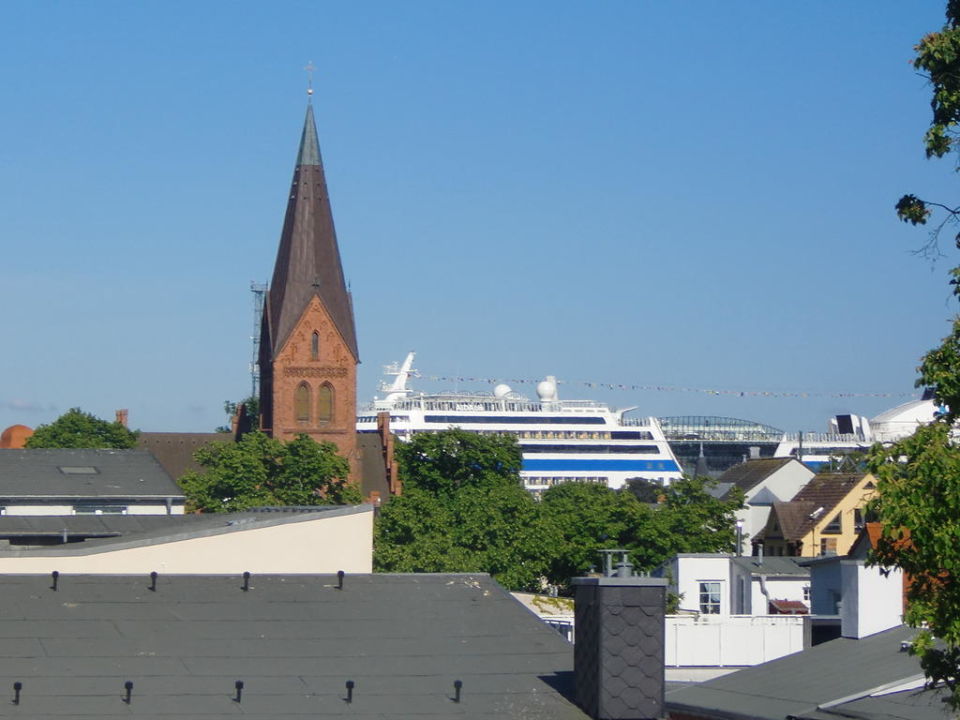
[573,566,666,719]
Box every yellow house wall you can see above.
[797,473,877,558]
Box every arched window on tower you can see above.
[295,382,311,424]
[317,383,334,424]
[311,331,319,360]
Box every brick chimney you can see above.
[573,562,666,720]
[115,409,129,427]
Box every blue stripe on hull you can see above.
[522,458,681,473]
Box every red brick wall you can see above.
[268,296,358,481]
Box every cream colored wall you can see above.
[0,510,372,574]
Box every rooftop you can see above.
[0,573,587,718]
[0,449,183,501]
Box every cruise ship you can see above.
[356,353,684,492]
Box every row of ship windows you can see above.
[520,444,662,454]
[523,477,608,487]
[358,427,655,442]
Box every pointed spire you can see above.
[297,104,321,167]
[264,104,359,362]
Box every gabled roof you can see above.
[0,449,183,501]
[264,104,358,361]
[666,625,946,720]
[0,573,588,719]
[765,474,868,541]
[716,457,797,495]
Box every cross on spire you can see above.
[304,61,316,101]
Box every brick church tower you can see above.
[259,102,359,477]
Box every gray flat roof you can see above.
[0,573,588,719]
[0,449,183,501]
[665,625,949,720]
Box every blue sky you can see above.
[0,1,953,434]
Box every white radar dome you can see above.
[493,384,512,399]
[537,376,558,402]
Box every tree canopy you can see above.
[373,429,742,592]
[179,432,361,512]
[868,2,960,707]
[25,408,139,449]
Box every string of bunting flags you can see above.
[417,374,917,401]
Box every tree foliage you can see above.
[869,3,960,706]
[179,432,360,512]
[374,430,742,592]
[25,408,139,449]
[895,3,960,255]
[374,430,554,591]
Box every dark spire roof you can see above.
[265,104,359,361]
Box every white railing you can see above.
[665,614,805,667]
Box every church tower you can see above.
[259,102,359,476]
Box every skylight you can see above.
[58,466,98,475]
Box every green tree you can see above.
[373,430,554,591]
[895,2,960,257]
[180,431,360,512]
[25,408,139,449]
[540,482,642,585]
[216,396,260,433]
[869,3,960,707]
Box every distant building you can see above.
[0,449,184,515]
[258,103,360,481]
[756,473,877,557]
[712,457,814,555]
[0,424,33,448]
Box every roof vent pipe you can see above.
[149,571,158,592]
[453,679,463,703]
[242,571,250,592]
[345,680,354,703]
[123,681,133,704]
[50,571,59,592]
[12,682,21,705]
[337,570,345,590]
[234,680,244,703]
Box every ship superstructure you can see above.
[357,353,683,492]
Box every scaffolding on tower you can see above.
[250,281,267,397]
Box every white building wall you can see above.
[671,556,732,615]
[665,614,805,667]
[0,511,373,575]
[840,561,904,638]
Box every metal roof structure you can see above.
[0,573,588,719]
[0,505,365,555]
[0,449,182,501]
